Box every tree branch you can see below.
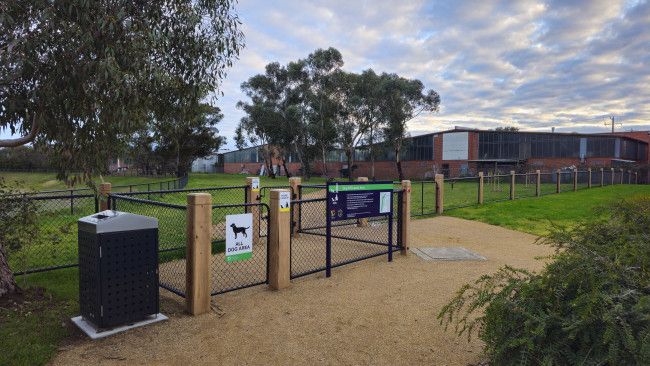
[0,113,39,148]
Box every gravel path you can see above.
[53,216,553,365]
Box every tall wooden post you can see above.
[535,170,541,197]
[509,170,515,200]
[478,172,484,204]
[573,169,578,191]
[600,168,604,187]
[400,180,411,256]
[556,170,561,193]
[289,177,301,238]
[435,174,444,214]
[611,168,615,185]
[356,177,369,227]
[246,177,260,245]
[269,189,290,290]
[186,193,212,315]
[587,168,592,189]
[628,170,632,184]
[99,182,111,211]
[635,172,638,184]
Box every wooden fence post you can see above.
[556,170,561,193]
[611,168,615,185]
[587,168,592,188]
[600,168,604,187]
[400,180,411,256]
[573,169,578,191]
[478,172,484,204]
[246,177,260,245]
[356,177,369,227]
[186,193,212,316]
[435,174,444,214]
[535,170,541,197]
[509,170,515,200]
[635,172,638,184]
[628,170,632,184]
[269,189,290,290]
[99,182,111,211]
[289,177,301,238]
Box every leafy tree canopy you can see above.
[0,0,244,181]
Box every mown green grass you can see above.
[0,171,176,192]
[444,185,650,236]
[0,268,79,366]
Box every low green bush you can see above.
[439,196,650,365]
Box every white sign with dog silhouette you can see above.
[225,213,253,262]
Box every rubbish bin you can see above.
[77,210,159,329]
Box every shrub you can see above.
[438,197,650,365]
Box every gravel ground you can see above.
[53,216,553,365]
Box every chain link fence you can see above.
[9,193,98,275]
[110,194,187,297]
[211,203,269,295]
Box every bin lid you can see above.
[78,210,158,234]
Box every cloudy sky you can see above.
[2,0,649,149]
[211,0,650,150]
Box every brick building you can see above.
[221,128,649,181]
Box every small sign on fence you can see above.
[327,182,393,221]
[279,191,290,212]
[225,213,253,262]
[251,177,260,192]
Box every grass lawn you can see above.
[444,184,650,236]
[0,172,176,192]
[0,268,79,366]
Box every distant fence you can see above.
[7,176,188,275]
[408,168,642,217]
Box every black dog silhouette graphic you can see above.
[230,223,249,239]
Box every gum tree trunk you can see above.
[0,245,17,298]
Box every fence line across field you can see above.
[7,169,642,277]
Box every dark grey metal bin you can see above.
[78,210,159,329]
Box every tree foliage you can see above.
[0,0,244,180]
[237,47,440,180]
[438,197,650,365]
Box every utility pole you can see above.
[605,116,622,133]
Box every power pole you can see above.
[605,116,621,133]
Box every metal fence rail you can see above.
[114,185,247,206]
[211,202,269,295]
[110,194,187,297]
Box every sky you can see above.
[2,0,650,150]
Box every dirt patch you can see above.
[52,216,553,365]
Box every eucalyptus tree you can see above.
[0,0,244,297]
[380,74,440,180]
[0,0,244,180]
[303,48,344,177]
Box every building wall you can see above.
[222,130,649,180]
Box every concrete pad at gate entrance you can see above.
[411,247,487,261]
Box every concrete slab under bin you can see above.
[411,247,487,261]
[71,313,168,340]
